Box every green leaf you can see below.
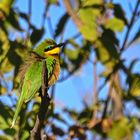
[95,29,119,69]
[79,8,98,41]
[128,29,140,46]
[7,9,23,31]
[19,12,28,21]
[0,135,12,140]
[129,75,140,97]
[54,13,69,38]
[108,118,132,140]
[82,0,103,6]
[128,58,139,72]
[0,28,10,63]
[7,42,23,76]
[4,128,16,136]
[30,27,44,45]
[0,0,13,15]
[78,107,93,124]
[48,0,59,5]
[0,85,7,95]
[113,4,128,25]
[52,124,65,136]
[104,17,124,32]
[64,48,79,60]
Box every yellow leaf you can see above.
[105,17,124,32]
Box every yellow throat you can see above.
[44,47,60,56]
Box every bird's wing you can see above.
[24,61,43,102]
[11,61,42,127]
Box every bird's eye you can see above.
[44,46,51,52]
[44,48,49,52]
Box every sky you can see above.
[0,0,140,139]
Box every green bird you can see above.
[11,39,64,127]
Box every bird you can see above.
[11,39,64,127]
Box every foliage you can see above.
[0,0,140,139]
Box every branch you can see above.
[92,59,98,119]
[27,0,32,39]
[63,0,83,28]
[121,0,140,51]
[101,79,113,119]
[111,73,123,120]
[30,60,50,140]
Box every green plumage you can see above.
[11,39,61,127]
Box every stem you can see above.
[27,0,32,39]
[63,0,83,28]
[121,0,140,51]
[101,79,113,119]
[92,59,98,119]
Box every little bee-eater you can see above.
[11,39,64,127]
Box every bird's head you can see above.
[34,39,64,57]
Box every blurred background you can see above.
[0,0,140,139]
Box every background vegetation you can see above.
[0,0,140,139]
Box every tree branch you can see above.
[63,0,83,28]
[111,73,123,120]
[92,59,98,119]
[121,0,140,51]
[27,0,32,39]
[101,79,113,119]
[30,60,50,140]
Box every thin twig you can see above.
[63,0,83,28]
[111,73,123,120]
[101,79,113,119]
[41,0,48,27]
[30,60,50,140]
[121,0,140,52]
[47,13,55,39]
[92,59,98,119]
[27,0,32,39]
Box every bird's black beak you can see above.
[57,43,65,48]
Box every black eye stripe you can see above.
[44,43,64,52]
[44,45,58,52]
[44,48,50,52]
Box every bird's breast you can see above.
[48,61,60,86]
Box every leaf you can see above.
[82,0,103,6]
[68,125,86,140]
[4,128,16,136]
[0,85,7,95]
[0,102,13,130]
[7,9,23,31]
[78,107,93,124]
[19,12,28,21]
[0,57,13,73]
[128,29,140,46]
[79,8,98,41]
[7,43,23,76]
[95,29,119,69]
[129,75,140,97]
[0,135,12,140]
[108,118,132,140]
[113,4,128,25]
[104,17,124,32]
[64,48,79,60]
[0,0,13,15]
[0,28,10,63]
[30,27,44,45]
[128,58,139,72]
[54,13,69,38]
[48,0,59,5]
[51,124,65,136]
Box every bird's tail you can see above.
[11,93,25,128]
